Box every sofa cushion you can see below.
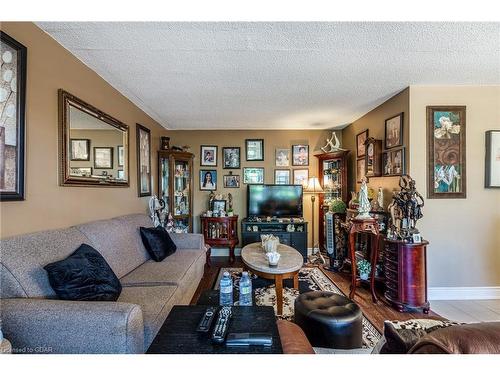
[118,285,178,347]
[120,249,205,287]
[76,215,151,278]
[44,244,122,301]
[139,226,177,262]
[0,227,91,298]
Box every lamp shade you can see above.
[304,177,324,194]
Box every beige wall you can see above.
[409,85,500,288]
[167,129,335,249]
[0,22,167,238]
[342,88,409,208]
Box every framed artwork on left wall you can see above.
[0,32,27,201]
[136,124,152,196]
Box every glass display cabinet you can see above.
[158,150,194,233]
[315,150,349,251]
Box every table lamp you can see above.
[304,177,324,260]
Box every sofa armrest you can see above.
[277,320,315,354]
[170,233,205,250]
[1,298,144,354]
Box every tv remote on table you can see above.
[196,306,218,333]
[211,306,232,344]
[225,333,273,347]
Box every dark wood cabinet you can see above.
[315,150,349,252]
[383,239,430,313]
[201,215,239,263]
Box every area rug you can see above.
[214,266,382,349]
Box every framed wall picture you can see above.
[365,138,382,177]
[212,199,227,213]
[356,129,368,158]
[356,158,366,183]
[0,32,27,201]
[136,123,152,196]
[485,130,500,188]
[200,145,218,167]
[275,148,290,166]
[427,106,466,198]
[274,169,290,185]
[382,148,406,176]
[292,145,309,166]
[222,147,240,169]
[223,174,240,188]
[385,113,404,149]
[293,169,309,186]
[117,145,124,167]
[93,147,113,169]
[70,167,92,177]
[70,139,91,161]
[200,169,217,190]
[245,139,264,161]
[243,167,264,184]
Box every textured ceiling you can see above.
[38,22,500,130]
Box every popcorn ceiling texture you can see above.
[37,22,500,130]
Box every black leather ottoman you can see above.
[294,291,363,349]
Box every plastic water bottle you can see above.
[219,271,233,306]
[239,272,253,306]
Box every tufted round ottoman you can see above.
[294,291,363,349]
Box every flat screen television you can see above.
[247,184,303,218]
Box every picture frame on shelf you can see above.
[222,147,240,169]
[365,138,382,177]
[117,145,124,167]
[136,124,152,197]
[356,129,368,158]
[292,144,309,166]
[93,147,113,169]
[223,174,240,188]
[117,170,125,180]
[275,148,290,166]
[211,199,227,213]
[69,167,92,177]
[200,169,217,190]
[274,169,290,185]
[245,139,264,161]
[356,157,366,183]
[293,169,309,186]
[385,113,404,149]
[426,106,466,199]
[382,147,405,176]
[200,145,218,167]
[0,32,27,201]
[485,130,500,188]
[70,139,91,161]
[243,167,264,184]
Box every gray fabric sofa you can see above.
[0,214,207,354]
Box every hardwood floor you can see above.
[191,256,443,333]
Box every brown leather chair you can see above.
[409,322,500,354]
[277,320,315,354]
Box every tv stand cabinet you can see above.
[241,219,308,262]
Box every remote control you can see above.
[225,333,273,347]
[196,306,218,333]
[211,306,232,344]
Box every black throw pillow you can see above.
[139,226,177,262]
[44,243,122,301]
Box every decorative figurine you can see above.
[356,177,372,219]
[227,193,233,210]
[348,191,358,209]
[371,187,384,211]
[166,213,175,233]
[149,195,166,227]
[321,131,345,153]
[387,175,424,241]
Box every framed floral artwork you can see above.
[485,130,500,188]
[427,106,466,198]
[356,129,368,158]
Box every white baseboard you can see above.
[428,287,500,301]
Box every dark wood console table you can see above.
[383,239,430,313]
[348,217,380,303]
[201,215,239,263]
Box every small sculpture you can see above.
[227,193,233,210]
[348,191,358,209]
[321,131,345,153]
[387,175,424,241]
[165,213,175,233]
[371,187,384,211]
[149,195,166,227]
[356,177,372,219]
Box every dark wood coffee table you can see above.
[147,305,282,354]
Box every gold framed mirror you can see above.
[58,89,129,187]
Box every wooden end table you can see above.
[241,242,303,316]
[201,215,239,263]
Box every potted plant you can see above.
[329,199,346,214]
[357,259,371,280]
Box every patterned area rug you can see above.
[214,266,382,349]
